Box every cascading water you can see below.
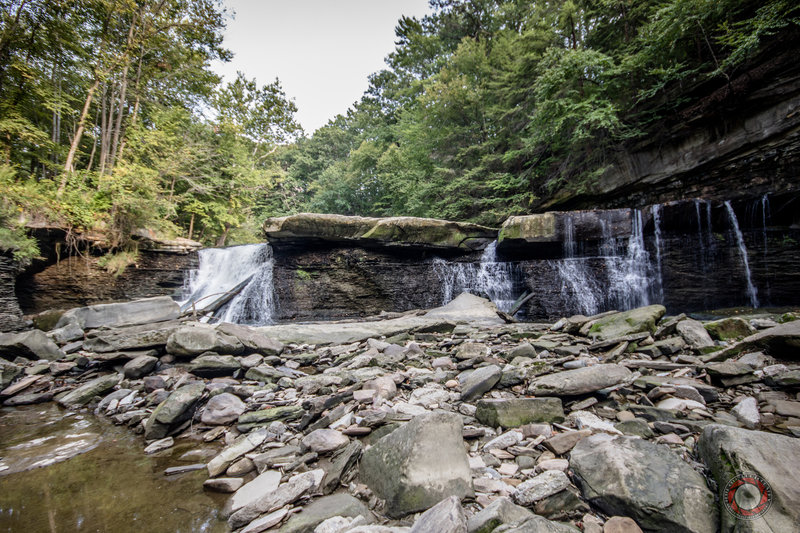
[651,204,664,301]
[724,201,759,308]
[552,209,660,315]
[433,241,519,312]
[181,243,276,325]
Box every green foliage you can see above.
[97,250,139,277]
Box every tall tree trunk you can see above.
[60,78,100,194]
[188,213,195,241]
[216,223,231,247]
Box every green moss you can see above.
[296,268,312,280]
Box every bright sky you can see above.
[213,0,433,135]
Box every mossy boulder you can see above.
[475,398,565,428]
[263,213,496,251]
[587,305,666,341]
[704,317,756,340]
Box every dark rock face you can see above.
[0,253,25,331]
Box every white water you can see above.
[181,243,276,325]
[433,241,519,312]
[725,201,759,308]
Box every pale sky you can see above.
[213,0,433,135]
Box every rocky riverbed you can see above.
[1,293,800,533]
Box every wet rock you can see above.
[586,305,666,341]
[0,330,64,361]
[528,364,631,396]
[697,425,800,533]
[409,495,466,533]
[360,411,473,517]
[229,469,322,529]
[56,296,180,330]
[466,496,534,533]
[570,434,717,533]
[143,382,205,439]
[512,470,570,506]
[144,436,174,454]
[704,318,755,341]
[57,373,120,407]
[123,355,158,379]
[203,477,244,493]
[201,392,246,425]
[166,325,243,357]
[302,429,349,454]
[676,319,715,350]
[189,354,241,377]
[460,365,502,401]
[475,398,564,428]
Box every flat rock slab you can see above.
[409,495,466,533]
[276,492,372,533]
[57,296,179,330]
[705,320,800,361]
[466,496,533,533]
[57,373,119,407]
[0,330,64,361]
[475,398,564,428]
[697,424,800,532]
[528,364,631,396]
[360,411,473,517]
[570,433,718,533]
[586,305,666,341]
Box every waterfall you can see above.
[553,209,658,315]
[181,243,277,325]
[651,204,664,301]
[433,241,518,312]
[724,201,759,308]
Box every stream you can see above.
[0,404,228,533]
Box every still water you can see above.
[0,404,228,533]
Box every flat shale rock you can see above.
[528,365,631,396]
[460,365,502,401]
[409,495,466,533]
[123,354,158,379]
[466,496,534,533]
[56,296,180,330]
[57,373,120,407]
[586,306,666,341]
[277,493,372,533]
[360,411,473,517]
[697,425,800,533]
[475,398,564,428]
[166,325,243,356]
[570,434,718,533]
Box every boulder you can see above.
[82,321,181,353]
[201,392,246,425]
[144,382,205,439]
[123,355,158,379]
[570,434,717,533]
[216,322,284,355]
[409,496,466,533]
[56,296,179,330]
[705,320,800,361]
[586,305,666,341]
[528,365,631,396]
[0,359,22,389]
[0,330,64,361]
[675,319,715,350]
[263,213,496,251]
[498,210,631,250]
[57,373,119,407]
[475,398,564,428]
[166,325,243,357]
[189,354,241,377]
[704,317,756,341]
[466,496,534,533]
[301,429,350,455]
[360,411,473,517]
[460,365,502,401]
[424,293,505,327]
[275,493,372,533]
[48,322,84,344]
[697,425,800,533]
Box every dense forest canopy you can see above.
[1,0,798,265]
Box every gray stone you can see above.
[144,436,174,454]
[614,419,653,438]
[56,296,180,330]
[512,470,571,506]
[697,424,800,533]
[705,320,800,361]
[543,429,592,455]
[731,397,760,429]
[360,411,473,517]
[456,343,490,360]
[82,321,181,353]
[321,441,362,494]
[475,398,564,428]
[189,353,241,377]
[49,322,84,344]
[57,373,119,407]
[676,319,715,350]
[166,325,243,357]
[216,322,284,355]
[0,359,22,389]
[143,382,205,439]
[528,365,631,396]
[570,434,717,533]
[492,516,580,532]
[201,392,246,425]
[229,469,322,529]
[203,477,244,493]
[237,405,304,428]
[277,493,372,533]
[123,355,158,379]
[302,429,350,454]
[586,306,666,341]
[0,330,64,361]
[509,343,537,359]
[207,429,269,477]
[409,496,466,533]
[229,469,282,512]
[461,365,502,401]
[704,317,756,341]
[466,496,534,533]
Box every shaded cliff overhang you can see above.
[262,213,497,253]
